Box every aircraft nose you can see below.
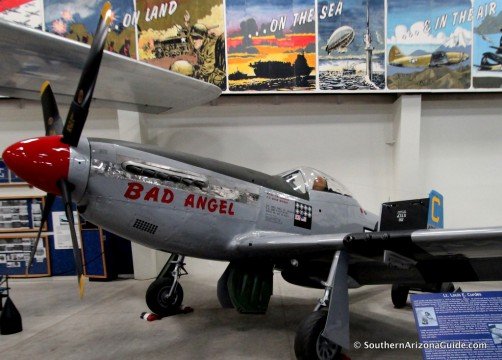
[2,135,70,195]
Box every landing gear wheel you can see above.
[146,277,184,316]
[391,284,409,308]
[440,282,455,293]
[295,311,342,360]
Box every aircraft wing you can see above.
[234,227,502,259]
[0,20,221,114]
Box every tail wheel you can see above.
[440,282,455,293]
[146,277,183,316]
[391,284,409,308]
[295,311,342,360]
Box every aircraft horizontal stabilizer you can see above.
[0,20,221,114]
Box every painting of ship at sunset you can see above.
[226,0,316,91]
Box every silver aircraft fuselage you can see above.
[69,137,377,261]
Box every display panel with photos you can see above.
[0,234,50,277]
[0,196,46,232]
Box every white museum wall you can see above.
[0,94,501,228]
[421,97,502,228]
[143,95,396,215]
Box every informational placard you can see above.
[411,291,502,359]
[51,211,82,250]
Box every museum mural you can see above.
[1,0,502,93]
[44,0,136,58]
[136,0,226,90]
[387,0,472,90]
[0,0,43,29]
[226,0,316,91]
[318,0,385,91]
[473,0,502,88]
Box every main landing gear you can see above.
[295,251,349,360]
[146,253,187,316]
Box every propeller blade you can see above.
[59,179,85,298]
[26,193,56,275]
[40,81,63,136]
[62,2,112,146]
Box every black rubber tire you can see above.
[294,311,342,360]
[145,278,183,316]
[440,282,455,293]
[217,264,235,309]
[391,284,409,308]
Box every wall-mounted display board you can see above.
[0,233,51,277]
[1,0,501,94]
[80,217,108,279]
[0,159,28,186]
[0,196,45,233]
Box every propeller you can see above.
[62,1,112,146]
[24,2,113,298]
[40,81,63,136]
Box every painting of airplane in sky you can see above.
[387,0,471,89]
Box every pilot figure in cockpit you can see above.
[313,176,328,191]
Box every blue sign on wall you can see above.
[411,291,502,359]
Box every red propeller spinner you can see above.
[2,135,70,195]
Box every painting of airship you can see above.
[326,25,355,54]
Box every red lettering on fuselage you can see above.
[184,194,195,207]
[144,187,159,202]
[161,188,174,204]
[185,195,235,216]
[207,198,218,212]
[123,184,235,216]
[124,182,143,200]
[196,196,207,209]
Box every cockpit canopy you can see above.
[280,167,352,197]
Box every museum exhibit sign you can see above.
[0,0,501,94]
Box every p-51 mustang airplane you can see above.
[389,45,469,68]
[1,4,502,360]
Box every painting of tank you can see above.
[226,0,316,92]
[387,0,472,90]
[44,0,136,59]
[318,0,386,91]
[0,0,43,29]
[473,0,502,88]
[136,0,227,90]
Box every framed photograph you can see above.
[0,233,51,277]
[0,196,46,233]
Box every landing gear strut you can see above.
[295,251,349,360]
[145,253,187,316]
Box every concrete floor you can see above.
[2,258,501,360]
